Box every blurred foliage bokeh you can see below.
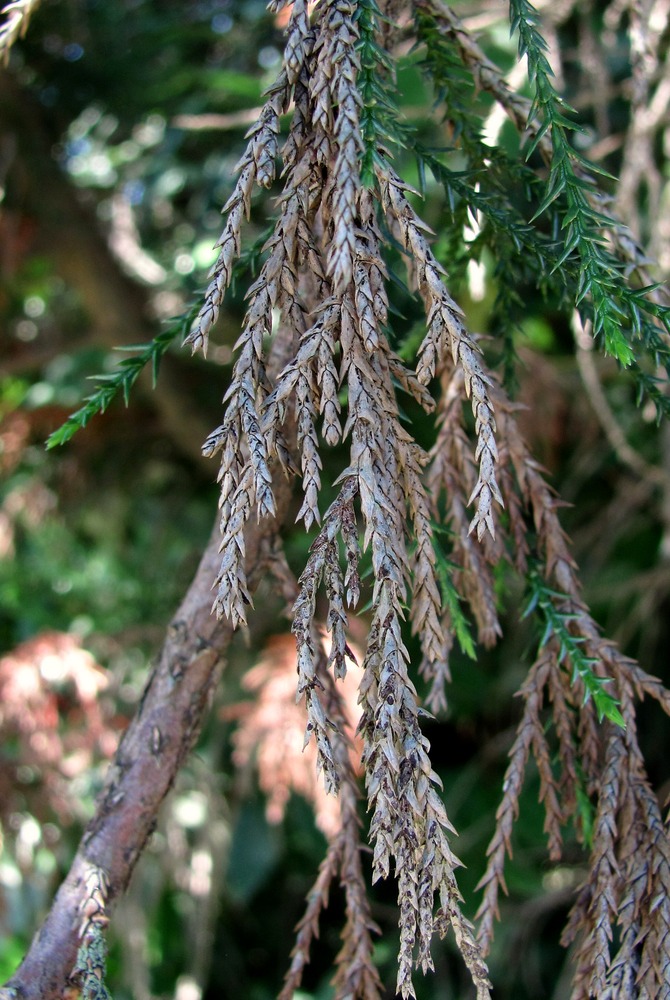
[1,0,670,998]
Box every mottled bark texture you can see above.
[0,474,292,1000]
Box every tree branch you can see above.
[0,472,293,1000]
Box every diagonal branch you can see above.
[0,474,293,1000]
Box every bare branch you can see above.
[1,478,293,1000]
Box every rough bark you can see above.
[0,472,292,1000]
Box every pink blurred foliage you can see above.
[0,631,122,826]
[227,633,363,839]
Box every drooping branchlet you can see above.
[190,0,670,996]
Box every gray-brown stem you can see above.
[1,475,292,1000]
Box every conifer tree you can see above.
[2,0,670,997]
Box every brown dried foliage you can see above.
[180,0,670,996]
